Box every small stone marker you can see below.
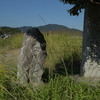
[17,28,47,86]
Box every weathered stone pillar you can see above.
[81,1,100,78]
[17,28,47,86]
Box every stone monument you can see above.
[17,28,47,86]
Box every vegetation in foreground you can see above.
[0,32,100,100]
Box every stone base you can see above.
[82,60,100,78]
[69,75,100,85]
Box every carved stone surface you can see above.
[82,1,100,77]
[17,28,47,85]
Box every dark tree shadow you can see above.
[42,68,50,83]
[54,52,81,76]
[42,51,81,83]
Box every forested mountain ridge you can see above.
[0,24,82,36]
[0,26,21,35]
[18,24,82,33]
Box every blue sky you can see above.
[0,0,84,30]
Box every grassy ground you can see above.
[0,32,100,100]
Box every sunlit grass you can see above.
[44,33,82,71]
[0,34,23,54]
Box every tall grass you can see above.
[0,32,100,100]
[44,32,82,75]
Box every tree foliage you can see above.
[59,0,100,16]
[0,27,21,34]
[0,30,3,35]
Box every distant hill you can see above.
[0,24,82,36]
[18,26,33,33]
[18,24,82,34]
[38,24,70,32]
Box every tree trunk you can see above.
[81,1,100,77]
